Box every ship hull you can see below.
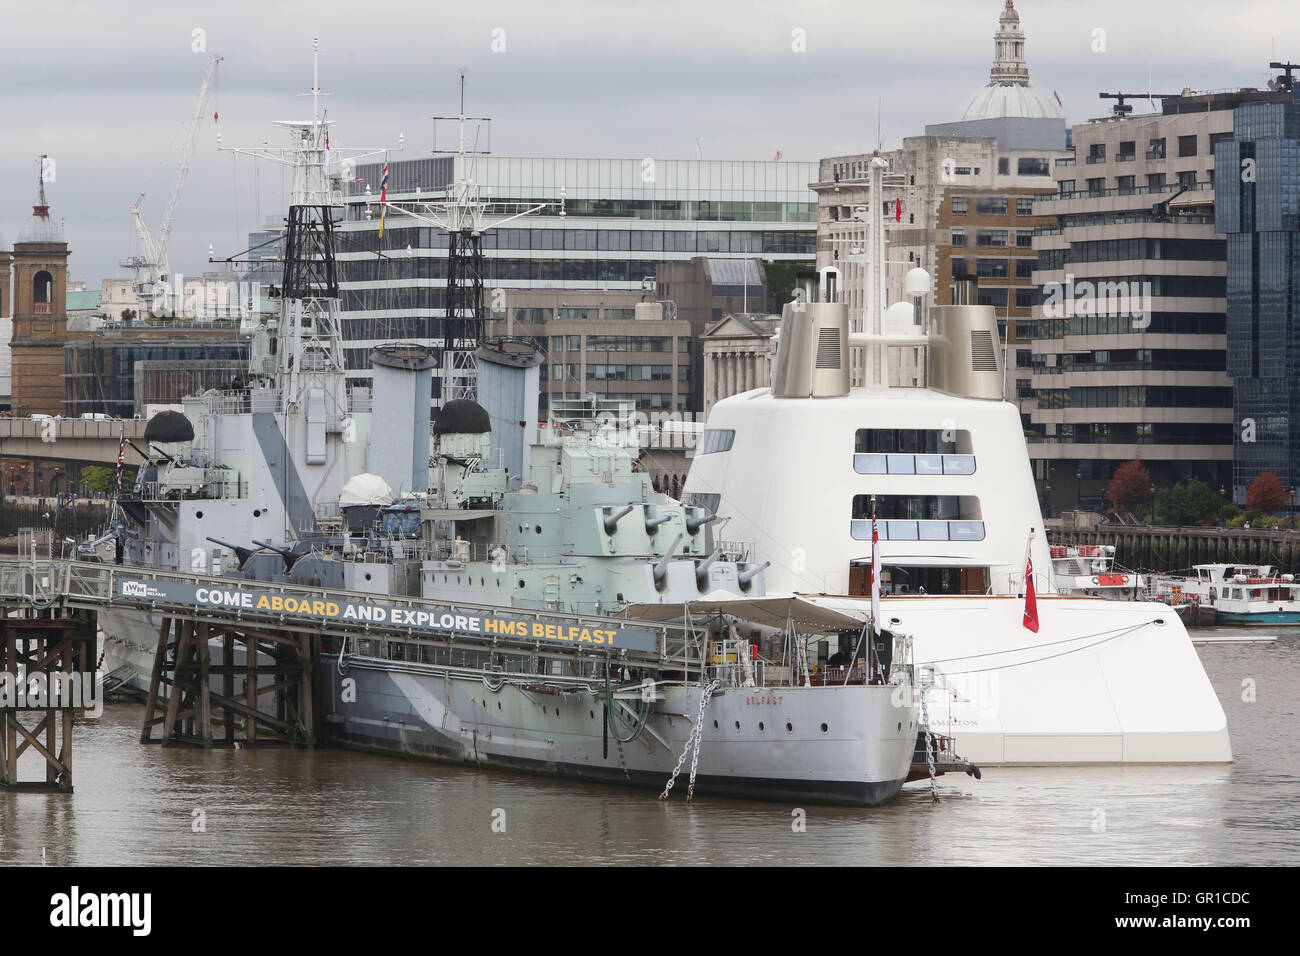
[812,594,1233,767]
[326,659,917,806]
[1215,609,1300,625]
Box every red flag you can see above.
[1023,552,1039,632]
[870,508,881,635]
[895,199,902,223]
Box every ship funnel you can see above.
[645,513,672,534]
[653,533,684,591]
[772,270,850,399]
[476,340,543,478]
[929,300,1004,401]
[694,547,723,590]
[603,504,636,535]
[206,537,258,569]
[368,345,436,494]
[737,561,770,590]
[686,513,719,536]
[252,539,302,574]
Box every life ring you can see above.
[1092,575,1100,584]
[1120,574,1130,585]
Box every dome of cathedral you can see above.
[960,1,1065,122]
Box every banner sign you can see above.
[115,578,659,653]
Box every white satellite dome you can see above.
[339,473,395,508]
[959,1,1064,122]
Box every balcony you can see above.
[1116,153,1136,162]
[1085,155,1107,165]
[33,303,51,314]
[1146,147,1166,160]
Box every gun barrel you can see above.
[603,504,636,536]
[694,547,723,588]
[652,533,685,589]
[738,561,771,587]
[644,514,672,533]
[687,513,719,535]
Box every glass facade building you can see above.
[337,156,818,394]
[1216,90,1300,501]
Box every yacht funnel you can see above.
[929,300,1005,401]
[772,273,850,399]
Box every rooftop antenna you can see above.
[695,138,702,160]
[1098,91,1178,117]
[1268,61,1299,92]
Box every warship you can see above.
[96,47,922,806]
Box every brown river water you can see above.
[2,630,1296,866]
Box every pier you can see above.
[0,551,678,756]
[1052,524,1300,573]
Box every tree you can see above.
[80,465,135,494]
[1155,479,1224,526]
[1107,459,1151,512]
[763,260,800,314]
[1246,470,1289,513]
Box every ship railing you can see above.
[716,540,754,563]
[0,559,687,665]
[135,477,247,502]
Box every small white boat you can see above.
[1153,564,1300,626]
[1049,544,1147,600]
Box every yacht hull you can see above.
[812,594,1233,766]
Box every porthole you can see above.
[253,509,262,517]
[482,700,486,708]
[820,723,829,734]
[195,511,204,519]
[497,702,502,710]
[734,720,740,730]
[518,579,526,589]
[758,721,765,733]
[480,577,485,587]
[590,710,595,719]
[535,525,543,534]
[897,722,902,732]
[785,722,793,733]
[364,573,372,582]
[713,719,719,729]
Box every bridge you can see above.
[0,417,150,467]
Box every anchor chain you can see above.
[659,679,720,802]
[919,682,940,804]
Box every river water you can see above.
[2,630,1296,866]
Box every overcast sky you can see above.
[1,0,1294,282]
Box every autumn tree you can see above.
[1107,459,1151,512]
[1245,470,1289,513]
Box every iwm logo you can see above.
[1041,274,1153,328]
[120,581,153,598]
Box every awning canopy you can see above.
[620,591,868,634]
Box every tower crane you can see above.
[120,53,223,295]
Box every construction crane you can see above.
[120,53,223,295]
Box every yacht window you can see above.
[851,495,980,520]
[855,428,970,454]
[699,429,735,455]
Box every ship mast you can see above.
[375,71,557,404]
[217,38,399,415]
